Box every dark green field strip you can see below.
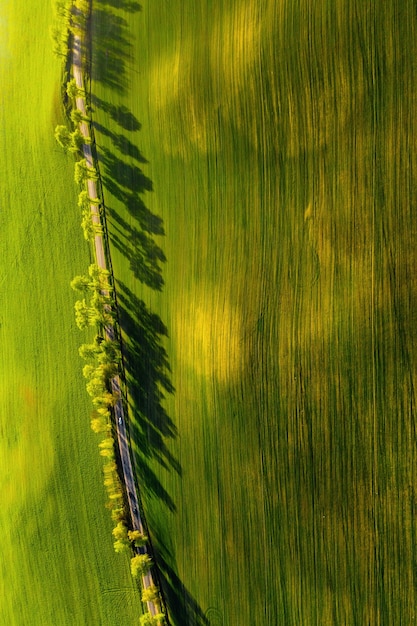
[90,0,417,623]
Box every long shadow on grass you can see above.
[89,5,209,622]
[95,0,142,13]
[90,7,135,93]
[153,544,210,626]
[116,281,179,510]
[90,97,165,288]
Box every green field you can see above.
[90,1,417,624]
[0,3,142,624]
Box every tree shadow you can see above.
[88,5,209,621]
[93,120,147,161]
[152,544,210,626]
[95,0,142,13]
[98,146,153,194]
[116,281,180,508]
[91,95,142,132]
[107,207,166,291]
[90,8,133,92]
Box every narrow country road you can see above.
[72,31,160,619]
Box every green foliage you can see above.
[112,521,128,541]
[74,160,98,186]
[69,128,86,153]
[54,124,71,149]
[50,0,72,58]
[111,507,126,523]
[113,539,130,554]
[70,108,84,125]
[139,614,163,626]
[74,298,91,330]
[99,437,115,451]
[71,275,91,293]
[130,554,152,579]
[66,78,80,100]
[77,189,90,209]
[81,207,95,241]
[74,159,88,186]
[141,584,159,604]
[90,415,108,434]
[78,342,99,360]
[97,339,121,365]
[128,530,148,547]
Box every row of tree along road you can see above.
[52,1,167,624]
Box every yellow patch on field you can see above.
[0,374,54,519]
[173,286,244,383]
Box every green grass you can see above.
[0,3,142,624]
[91,1,417,624]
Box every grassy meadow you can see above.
[91,0,417,624]
[0,3,142,624]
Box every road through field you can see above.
[72,32,159,618]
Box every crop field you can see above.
[0,3,142,625]
[91,1,417,624]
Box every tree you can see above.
[88,263,111,288]
[50,25,68,58]
[128,530,148,547]
[82,364,96,380]
[112,521,128,541]
[113,538,130,554]
[99,447,115,459]
[91,391,117,409]
[74,159,88,185]
[111,507,126,523]
[90,415,107,434]
[69,128,86,153]
[141,585,159,604]
[54,124,71,149]
[74,298,91,329]
[99,362,118,381]
[78,189,90,209]
[99,437,114,451]
[75,0,89,13]
[79,342,99,360]
[86,376,106,398]
[130,554,152,579]
[103,461,117,474]
[81,209,95,241]
[71,274,91,293]
[66,78,80,99]
[141,612,166,626]
[98,339,121,365]
[70,108,84,125]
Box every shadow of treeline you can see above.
[97,150,165,239]
[107,207,166,291]
[89,4,209,622]
[152,544,211,626]
[90,8,133,92]
[116,281,179,510]
[95,0,142,13]
[91,95,142,132]
[92,119,146,161]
